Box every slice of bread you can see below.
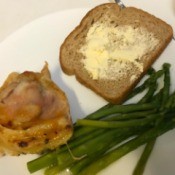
[59,3,173,104]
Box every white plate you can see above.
[0,5,175,175]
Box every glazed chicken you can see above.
[0,63,72,155]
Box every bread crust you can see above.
[59,3,173,104]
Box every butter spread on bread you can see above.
[80,23,159,80]
[60,3,173,104]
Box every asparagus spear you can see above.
[27,63,173,175]
[69,129,140,175]
[76,113,160,128]
[74,63,172,174]
[84,103,156,120]
[127,69,164,100]
[44,165,59,175]
[72,67,163,139]
[71,109,156,142]
[132,63,171,175]
[78,119,175,175]
[132,139,156,175]
[161,63,171,107]
[56,127,140,172]
[28,127,138,173]
[27,129,104,173]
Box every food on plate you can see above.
[0,63,72,155]
[60,3,173,104]
[28,63,175,175]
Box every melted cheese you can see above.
[80,23,159,80]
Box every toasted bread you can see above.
[60,3,173,104]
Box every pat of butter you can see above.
[80,23,159,80]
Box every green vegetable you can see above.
[69,128,140,175]
[126,69,163,100]
[76,113,159,128]
[27,63,175,175]
[83,103,156,120]
[78,120,175,175]
[132,63,171,175]
[132,139,156,175]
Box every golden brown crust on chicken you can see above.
[0,63,72,155]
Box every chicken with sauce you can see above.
[0,63,72,155]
